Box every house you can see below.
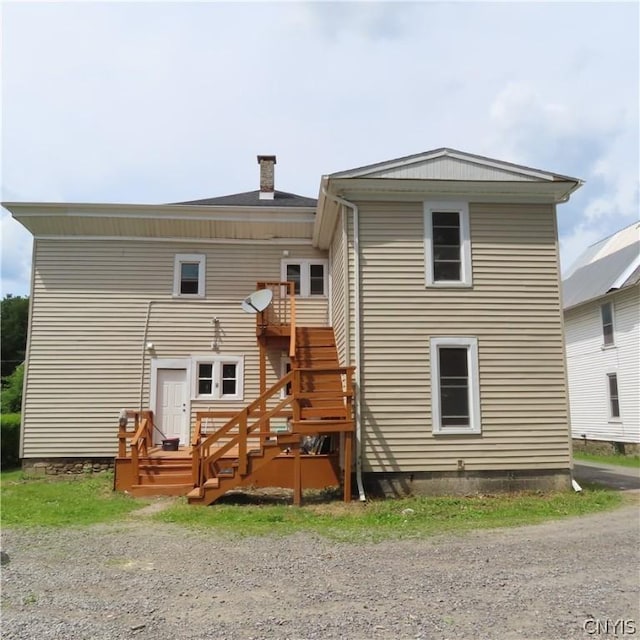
[562,223,640,448]
[4,148,583,502]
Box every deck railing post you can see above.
[293,442,302,507]
[239,409,248,476]
[292,368,301,427]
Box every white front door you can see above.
[155,368,188,444]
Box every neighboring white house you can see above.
[563,222,640,445]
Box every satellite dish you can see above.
[241,288,273,314]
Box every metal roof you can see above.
[562,239,640,309]
[175,189,317,208]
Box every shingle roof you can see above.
[175,190,317,208]
[562,236,640,309]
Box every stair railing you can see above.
[256,281,296,358]
[117,409,154,483]
[192,371,295,487]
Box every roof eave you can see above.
[327,178,582,204]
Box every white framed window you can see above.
[191,355,243,400]
[281,259,328,297]
[174,254,205,298]
[601,302,615,347]
[424,201,472,287]
[607,373,621,420]
[430,336,481,435]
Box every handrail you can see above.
[192,370,296,486]
[288,282,296,359]
[191,364,356,494]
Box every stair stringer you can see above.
[188,436,297,505]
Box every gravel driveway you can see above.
[2,498,639,640]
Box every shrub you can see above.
[1,363,24,413]
[1,413,21,469]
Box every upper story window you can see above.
[424,201,472,287]
[281,259,328,297]
[192,356,243,401]
[601,302,614,346]
[430,336,481,435]
[174,254,205,298]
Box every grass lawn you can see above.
[153,488,624,542]
[573,451,640,468]
[1,470,625,539]
[0,469,148,527]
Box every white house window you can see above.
[430,337,481,434]
[601,302,614,346]
[192,356,243,400]
[281,260,328,297]
[174,254,205,298]
[607,373,620,419]
[424,201,472,287]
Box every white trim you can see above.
[173,254,205,298]
[606,372,622,421]
[600,301,615,347]
[331,148,558,181]
[281,258,329,297]
[150,358,192,444]
[280,355,291,400]
[5,202,315,219]
[191,355,244,401]
[33,235,314,245]
[430,336,481,435]
[424,201,472,288]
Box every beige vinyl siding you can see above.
[330,210,347,365]
[22,239,328,458]
[356,201,570,472]
[565,285,640,443]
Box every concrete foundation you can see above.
[363,469,572,497]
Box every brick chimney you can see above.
[257,155,276,200]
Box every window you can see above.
[607,373,620,419]
[430,337,481,434]
[174,254,205,297]
[424,201,472,287]
[192,356,243,400]
[601,302,614,346]
[281,260,328,297]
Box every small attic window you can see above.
[174,254,205,298]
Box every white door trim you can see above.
[150,358,192,443]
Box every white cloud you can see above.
[0,210,32,297]
[1,1,638,291]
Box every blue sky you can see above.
[1,1,638,296]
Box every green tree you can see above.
[1,295,29,379]
[1,363,24,413]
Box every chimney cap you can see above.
[257,155,277,164]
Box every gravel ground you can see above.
[2,498,639,640]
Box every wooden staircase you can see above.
[128,453,193,497]
[115,283,354,505]
[187,325,353,506]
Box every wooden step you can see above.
[294,420,354,434]
[137,472,194,485]
[129,483,193,497]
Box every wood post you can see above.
[343,431,352,503]
[239,410,248,476]
[259,340,267,445]
[293,442,302,507]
